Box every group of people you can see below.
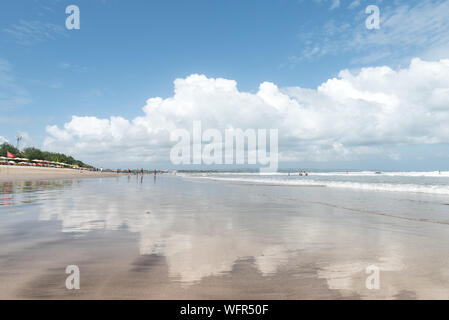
[288,170,308,176]
[123,169,160,184]
[123,168,159,176]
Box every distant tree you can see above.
[0,143,20,157]
[2,143,93,168]
[23,147,44,160]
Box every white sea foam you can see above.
[308,171,449,177]
[188,171,449,178]
[186,175,449,195]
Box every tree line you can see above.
[0,143,92,168]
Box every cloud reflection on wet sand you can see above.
[1,176,449,299]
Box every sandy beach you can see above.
[1,173,449,299]
[0,165,120,182]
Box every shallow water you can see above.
[1,174,449,299]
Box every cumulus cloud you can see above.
[44,58,449,166]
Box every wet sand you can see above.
[0,165,120,182]
[1,175,449,299]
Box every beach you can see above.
[1,172,449,299]
[0,165,120,182]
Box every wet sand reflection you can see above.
[1,176,449,299]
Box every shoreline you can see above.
[0,165,122,182]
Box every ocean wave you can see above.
[308,171,449,177]
[187,176,449,195]
[184,171,449,177]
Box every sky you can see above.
[1,0,448,170]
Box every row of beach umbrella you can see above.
[0,156,76,168]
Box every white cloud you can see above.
[330,0,340,10]
[313,0,340,10]
[44,58,449,166]
[0,58,30,111]
[296,0,449,64]
[58,62,88,73]
[0,136,8,144]
[348,0,360,9]
[3,20,67,45]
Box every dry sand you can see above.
[0,165,120,182]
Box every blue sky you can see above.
[1,0,449,170]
